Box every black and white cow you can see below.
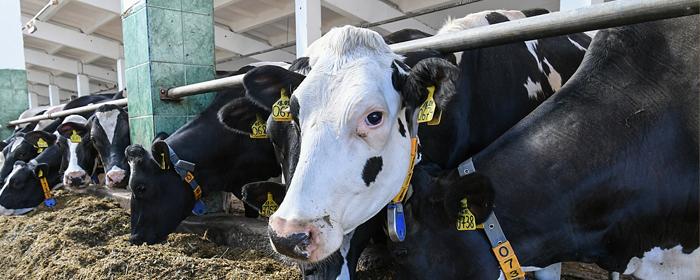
[389,15,699,279]
[0,135,66,215]
[0,131,59,184]
[219,9,591,268]
[58,105,131,188]
[125,67,281,245]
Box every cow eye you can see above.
[365,112,383,126]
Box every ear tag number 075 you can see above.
[259,192,278,217]
[272,88,292,122]
[417,86,437,123]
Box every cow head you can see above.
[127,88,278,245]
[0,161,49,210]
[92,104,130,188]
[126,142,192,245]
[0,138,64,212]
[388,164,499,279]
[57,115,96,188]
[226,26,458,262]
[0,131,57,183]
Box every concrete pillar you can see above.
[48,84,60,106]
[560,0,605,11]
[295,0,322,57]
[0,0,29,139]
[28,92,39,109]
[116,58,126,92]
[77,74,90,97]
[121,0,216,146]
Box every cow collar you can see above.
[164,145,206,216]
[458,158,525,280]
[31,160,56,208]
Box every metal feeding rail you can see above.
[8,0,699,126]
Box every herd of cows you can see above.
[0,9,697,280]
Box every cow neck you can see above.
[159,143,206,216]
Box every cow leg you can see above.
[609,272,620,280]
[532,262,561,280]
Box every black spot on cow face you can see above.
[361,156,383,186]
[397,119,406,137]
[126,144,192,245]
[0,161,47,209]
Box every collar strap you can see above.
[166,146,206,216]
[36,169,55,208]
[393,137,418,203]
[457,157,524,280]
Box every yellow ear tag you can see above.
[272,88,292,122]
[70,130,82,143]
[427,109,442,126]
[250,115,268,139]
[160,152,168,170]
[36,138,48,153]
[417,86,437,123]
[457,197,478,231]
[259,192,278,217]
[37,170,44,177]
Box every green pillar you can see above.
[121,0,216,147]
[0,0,29,139]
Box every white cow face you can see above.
[236,26,458,262]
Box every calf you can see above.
[390,15,699,279]
[0,136,65,213]
[222,9,590,266]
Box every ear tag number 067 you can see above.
[250,115,268,139]
[417,86,437,123]
[272,88,292,122]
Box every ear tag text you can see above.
[457,197,478,231]
[36,138,48,153]
[260,192,278,217]
[493,241,525,280]
[272,88,292,122]
[250,115,268,139]
[70,130,82,143]
[417,86,437,123]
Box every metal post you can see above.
[295,0,322,57]
[116,58,126,92]
[77,74,90,97]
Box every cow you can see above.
[387,15,699,279]
[58,105,130,188]
[125,67,281,246]
[0,134,65,215]
[218,8,591,271]
[56,115,99,188]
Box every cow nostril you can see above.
[268,228,313,260]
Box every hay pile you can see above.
[0,190,300,280]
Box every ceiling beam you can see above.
[214,25,296,62]
[83,13,119,34]
[37,0,74,21]
[25,48,117,83]
[77,0,120,13]
[22,15,123,60]
[227,2,294,33]
[322,0,436,34]
[26,69,77,92]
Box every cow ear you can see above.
[152,132,169,144]
[243,65,305,110]
[241,181,286,215]
[151,140,172,170]
[126,145,150,166]
[440,171,495,226]
[218,96,271,137]
[33,163,49,178]
[24,131,58,147]
[400,57,459,112]
[57,122,89,140]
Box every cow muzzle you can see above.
[268,216,325,261]
[64,170,89,188]
[105,167,127,188]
